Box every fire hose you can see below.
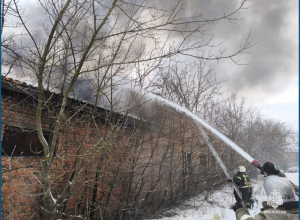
[195,122,264,208]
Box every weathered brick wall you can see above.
[1,86,222,219]
[1,90,50,219]
[1,88,153,219]
[0,89,124,218]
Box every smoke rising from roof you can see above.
[2,0,297,128]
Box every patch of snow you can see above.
[149,173,298,220]
[286,173,299,185]
[41,135,48,145]
[286,167,299,173]
[49,190,57,204]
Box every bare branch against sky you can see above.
[2,0,299,129]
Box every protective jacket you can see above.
[235,172,299,220]
[235,201,299,220]
[231,171,253,208]
[232,171,252,188]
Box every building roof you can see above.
[1,76,144,128]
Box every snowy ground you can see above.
[147,173,299,220]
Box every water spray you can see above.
[146,93,265,206]
[147,94,262,165]
[194,122,247,207]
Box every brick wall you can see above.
[1,85,222,219]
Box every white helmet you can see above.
[264,176,298,204]
[239,166,246,172]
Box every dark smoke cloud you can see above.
[5,0,298,101]
[211,0,297,95]
[145,0,298,96]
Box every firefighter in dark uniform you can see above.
[232,161,299,220]
[228,166,254,208]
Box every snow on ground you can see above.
[148,173,298,220]
[286,173,299,185]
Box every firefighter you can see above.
[228,166,254,208]
[260,162,299,196]
[232,175,299,220]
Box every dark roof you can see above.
[1,76,143,129]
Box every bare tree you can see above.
[151,60,224,116]
[1,0,255,219]
[208,93,297,175]
[242,117,295,171]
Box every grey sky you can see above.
[168,0,299,130]
[150,0,298,129]
[220,0,297,91]
[214,0,299,130]
[6,0,299,130]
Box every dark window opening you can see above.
[210,156,216,168]
[1,126,51,157]
[200,154,206,166]
[183,151,192,176]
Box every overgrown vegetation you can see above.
[1,0,297,219]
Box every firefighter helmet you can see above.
[239,166,246,172]
[264,176,298,203]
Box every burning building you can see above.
[1,76,223,220]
